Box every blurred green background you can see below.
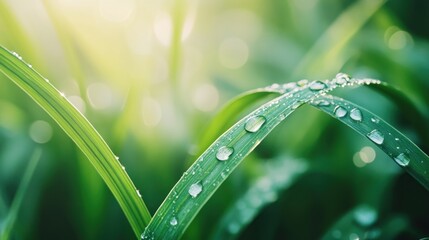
[0,0,428,239]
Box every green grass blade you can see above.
[143,75,389,239]
[0,46,151,238]
[0,148,41,240]
[211,156,308,240]
[310,94,429,190]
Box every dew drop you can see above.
[136,189,142,198]
[335,73,351,85]
[370,117,379,123]
[291,101,303,110]
[350,108,363,122]
[297,79,308,86]
[313,99,330,107]
[245,115,266,133]
[170,217,178,226]
[367,129,384,145]
[309,80,327,91]
[188,182,203,198]
[394,153,410,167]
[282,82,298,91]
[334,106,347,118]
[216,146,234,161]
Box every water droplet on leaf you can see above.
[371,117,379,123]
[282,82,298,91]
[350,108,363,122]
[334,106,347,118]
[367,129,384,145]
[170,217,178,226]
[394,153,410,167]
[335,73,351,85]
[188,182,203,198]
[297,79,308,86]
[245,115,266,133]
[216,146,234,161]
[314,99,330,107]
[309,80,327,91]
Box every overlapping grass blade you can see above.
[0,148,41,240]
[310,95,429,190]
[144,75,429,239]
[0,46,151,238]
[143,75,396,239]
[211,156,308,240]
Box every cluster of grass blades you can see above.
[1,45,428,239]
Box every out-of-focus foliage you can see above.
[0,0,428,239]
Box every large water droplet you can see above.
[354,206,377,227]
[334,106,347,118]
[367,129,384,145]
[394,153,410,167]
[335,73,351,85]
[170,217,178,226]
[216,146,234,161]
[188,182,203,198]
[245,115,266,133]
[350,108,363,122]
[309,80,327,91]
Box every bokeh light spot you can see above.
[87,83,114,110]
[218,37,249,69]
[29,120,53,144]
[192,83,219,112]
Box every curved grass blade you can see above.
[0,46,151,237]
[142,75,385,239]
[0,148,41,240]
[310,95,429,190]
[198,80,429,163]
[211,156,308,240]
